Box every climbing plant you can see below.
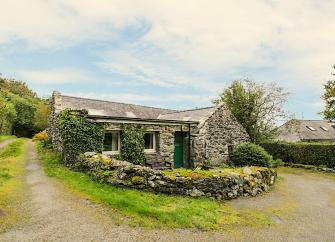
[58,109,104,164]
[120,124,146,165]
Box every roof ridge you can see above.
[163,106,214,115]
[60,94,177,112]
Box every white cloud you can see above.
[1,0,335,100]
[19,68,91,84]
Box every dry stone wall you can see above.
[77,153,277,200]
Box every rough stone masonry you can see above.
[75,153,277,200]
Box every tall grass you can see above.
[36,142,272,230]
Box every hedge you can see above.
[261,142,335,168]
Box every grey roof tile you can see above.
[278,119,335,141]
[59,95,176,119]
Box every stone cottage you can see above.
[48,91,249,169]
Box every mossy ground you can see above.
[37,143,274,230]
[163,166,266,180]
[0,138,29,232]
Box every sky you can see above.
[1,0,335,120]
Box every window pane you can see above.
[103,132,119,151]
[144,133,154,149]
[111,132,118,151]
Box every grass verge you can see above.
[0,135,15,143]
[0,138,28,232]
[36,142,274,230]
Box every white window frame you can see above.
[144,132,156,153]
[102,131,121,155]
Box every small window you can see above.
[320,126,328,131]
[144,132,156,152]
[103,131,120,153]
[306,126,316,131]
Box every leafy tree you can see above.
[213,80,289,143]
[0,95,17,134]
[0,75,49,137]
[321,66,335,121]
[33,102,50,131]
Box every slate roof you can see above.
[158,107,215,122]
[59,95,176,119]
[277,119,335,142]
[57,93,214,122]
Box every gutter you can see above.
[88,114,199,125]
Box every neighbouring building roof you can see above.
[55,92,214,122]
[277,119,335,142]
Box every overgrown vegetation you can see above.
[58,109,104,164]
[36,142,274,230]
[0,75,49,137]
[213,80,289,143]
[0,138,28,231]
[262,142,335,168]
[120,124,146,165]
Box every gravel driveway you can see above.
[0,141,335,242]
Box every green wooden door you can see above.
[174,132,184,168]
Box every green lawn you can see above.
[0,138,28,231]
[36,142,273,230]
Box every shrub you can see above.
[32,130,48,142]
[33,131,52,148]
[270,159,284,168]
[58,109,104,164]
[231,143,273,167]
[262,142,335,168]
[120,124,146,165]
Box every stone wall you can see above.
[47,91,63,152]
[77,153,276,200]
[192,105,249,166]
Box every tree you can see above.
[0,95,17,134]
[321,66,335,121]
[33,102,50,131]
[213,80,289,143]
[0,75,49,137]
[9,95,36,137]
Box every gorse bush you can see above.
[120,124,146,165]
[231,143,273,167]
[262,142,335,168]
[32,130,48,142]
[59,109,104,164]
[32,131,51,148]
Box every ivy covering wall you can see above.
[120,124,146,165]
[58,109,104,164]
